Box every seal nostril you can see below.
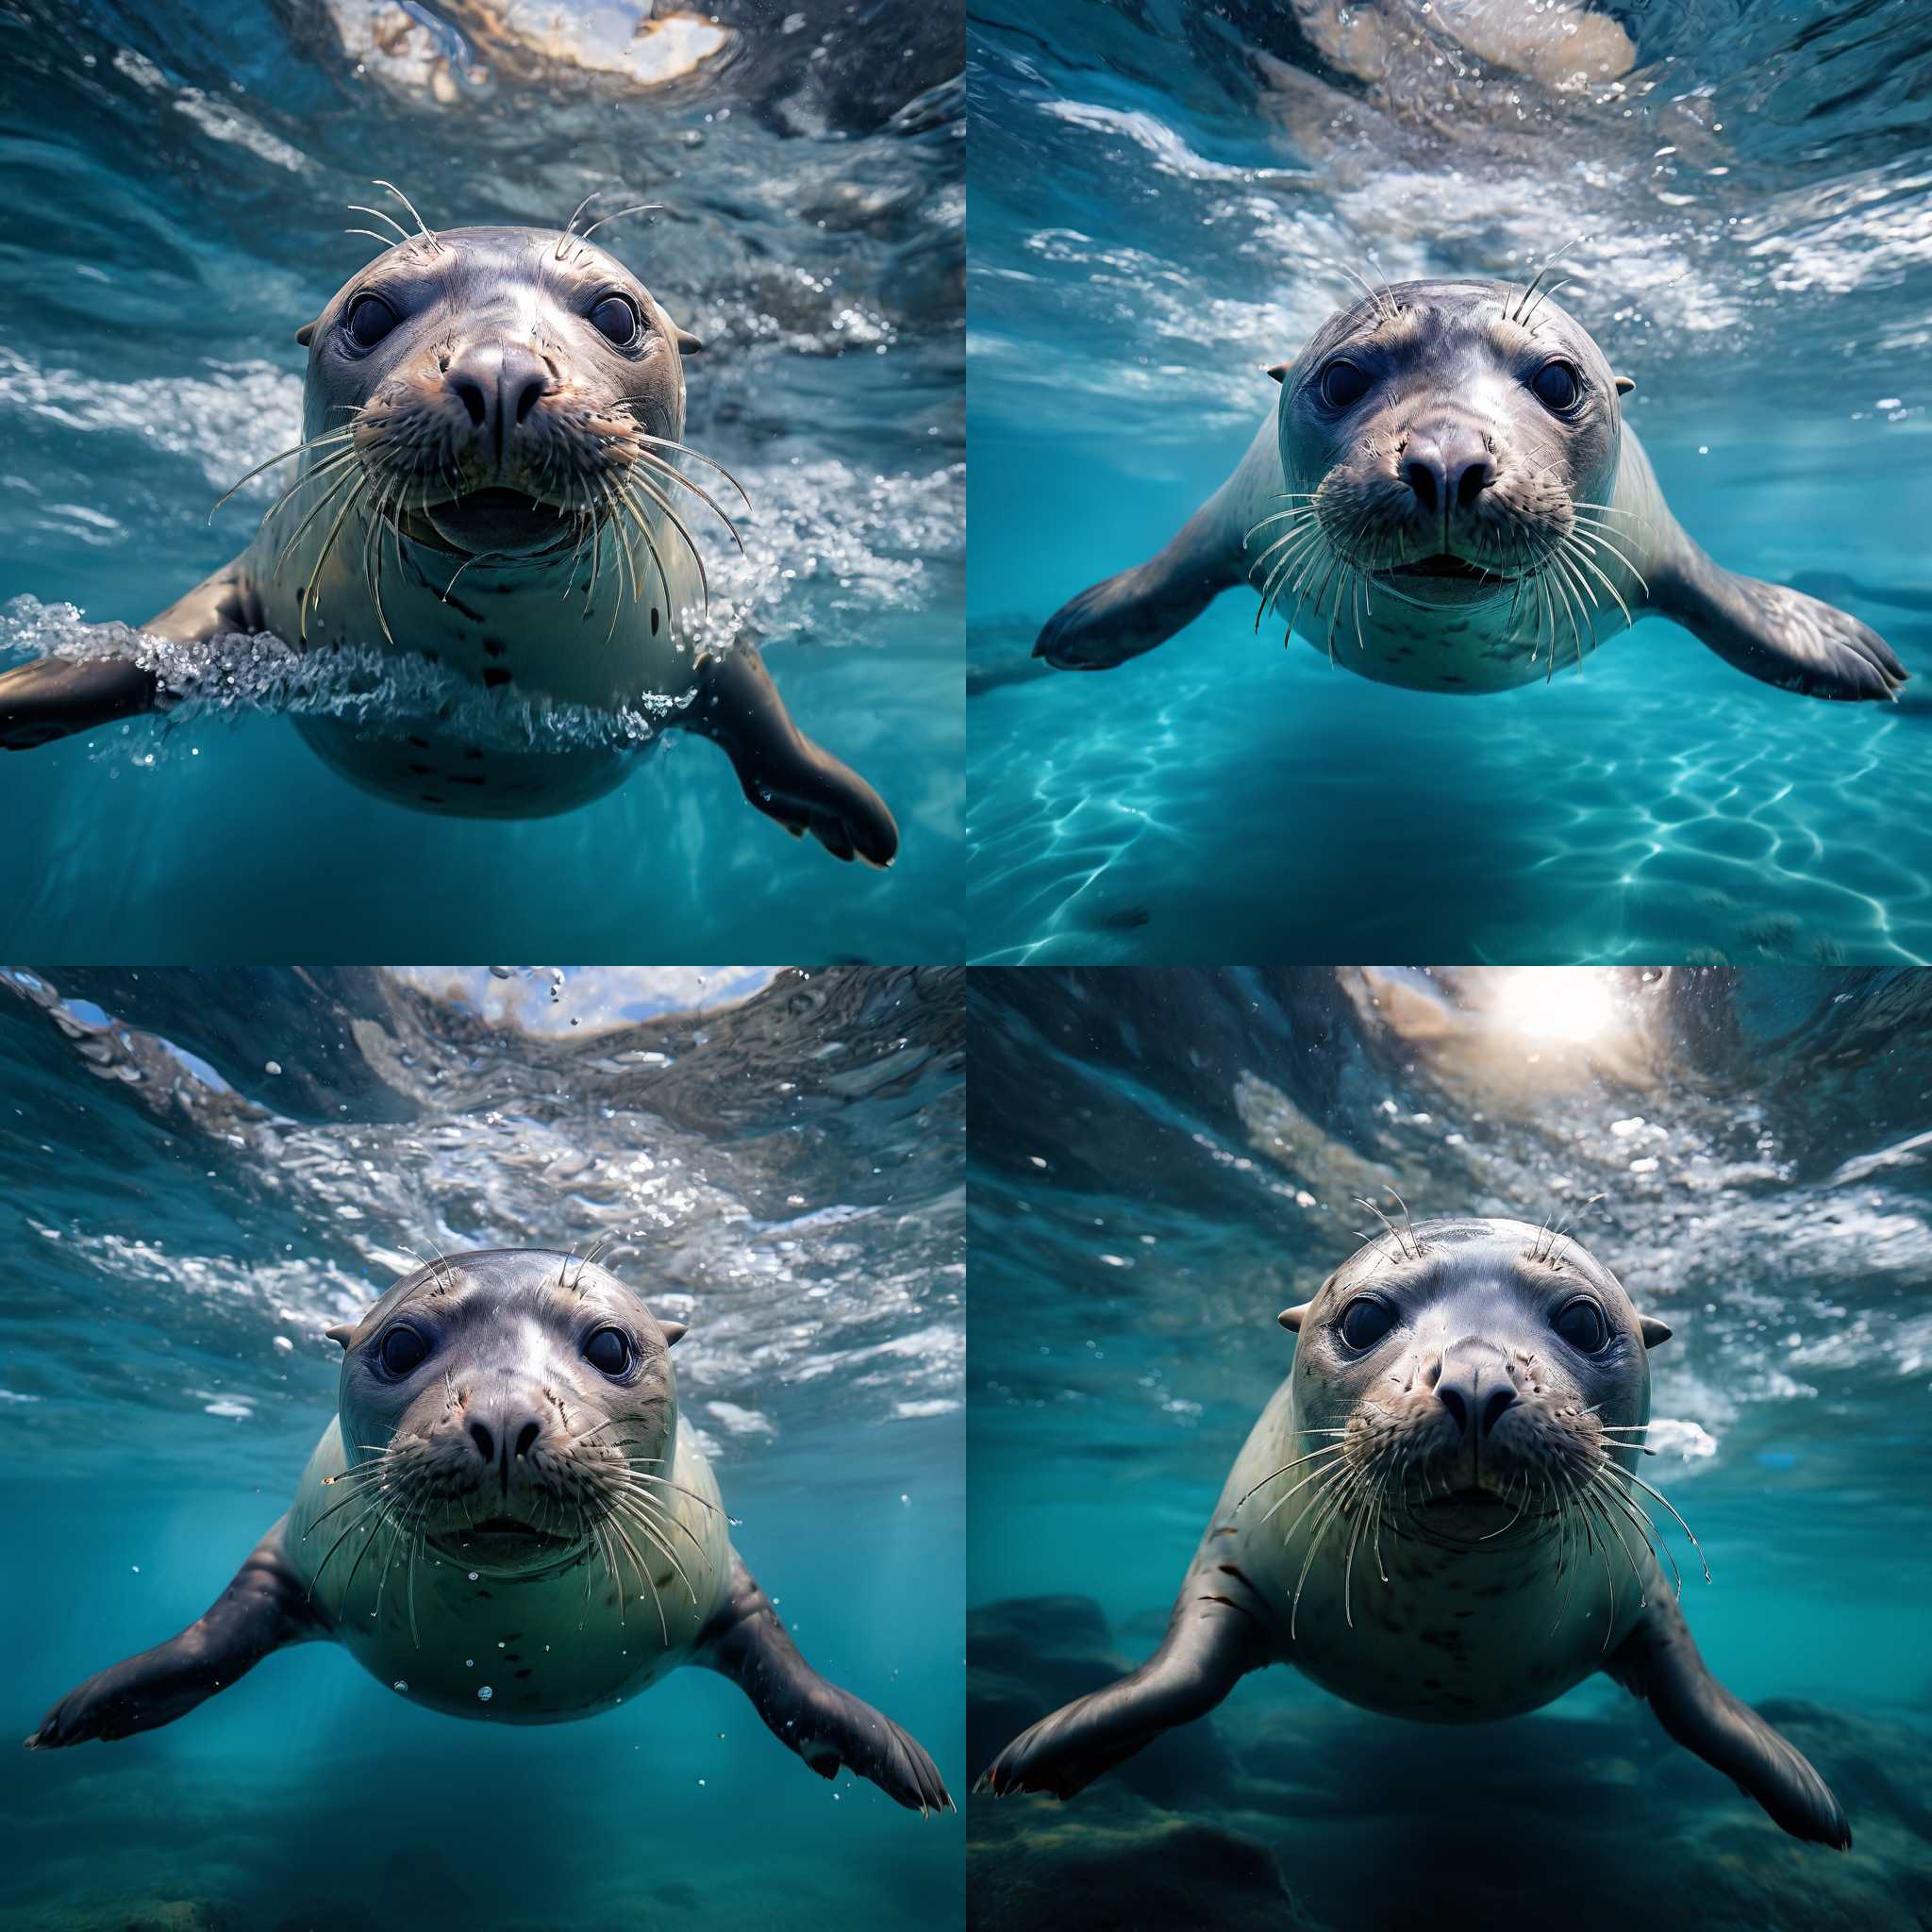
[1437,1384,1468,1434]
[451,375,487,427]
[1480,1387,1516,1436]
[1454,458,1494,511]
[511,374,547,427]
[513,1420,540,1459]
[468,1421,494,1463]
[1402,458,1440,515]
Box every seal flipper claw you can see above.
[698,1552,953,1812]
[1654,547,1906,702]
[1606,1595,1851,1847]
[690,644,898,866]
[26,1521,315,1748]
[980,1587,1260,1799]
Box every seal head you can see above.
[296,225,705,562]
[1272,279,1633,610]
[325,1248,690,1577]
[1278,1214,1669,1547]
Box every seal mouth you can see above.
[412,489,575,558]
[1381,554,1516,585]
[429,1514,578,1571]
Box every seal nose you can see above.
[1434,1357,1517,1440]
[441,341,552,466]
[463,1405,547,1494]
[1401,426,1495,519]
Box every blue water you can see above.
[0,2,962,962]
[967,967,1932,1930]
[966,2,1932,964]
[0,966,964,1931]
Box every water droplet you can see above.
[697,1777,706,1787]
[392,1679,408,1691]
[130,1565,140,1574]
[264,1060,282,1075]
[465,1658,475,1667]
[467,1571,479,1581]
[477,1685,493,1702]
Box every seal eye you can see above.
[1338,1297,1395,1351]
[591,296,640,347]
[377,1325,429,1377]
[584,1326,633,1376]
[344,293,398,350]
[1319,359,1372,410]
[1531,359,1582,412]
[1553,1298,1608,1352]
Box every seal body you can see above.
[1034,279,1903,704]
[289,1412,728,1722]
[27,1248,951,1811]
[982,1216,1852,1848]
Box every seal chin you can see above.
[414,489,575,558]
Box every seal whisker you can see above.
[602,1507,671,1643]
[577,202,663,245]
[608,1494,706,1602]
[622,468,711,609]
[1255,1453,1349,1529]
[1236,1443,1347,1509]
[1602,1464,1710,1582]
[627,449,746,552]
[626,432,754,514]
[1291,1467,1359,1639]
[346,203,410,242]
[372,178,443,254]
[1591,1470,1682,1599]
[606,1479,714,1568]
[211,431,357,520]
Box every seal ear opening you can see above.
[1638,1314,1672,1349]
[1614,375,1636,396]
[675,329,705,355]
[1266,361,1290,384]
[325,1323,355,1348]
[1278,1304,1310,1332]
[295,321,318,348]
[660,1320,689,1347]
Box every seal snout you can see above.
[1428,1346,1520,1442]
[441,339,554,471]
[1400,421,1495,519]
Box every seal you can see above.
[1033,274,1904,702]
[0,191,897,863]
[25,1246,952,1814]
[978,1214,1849,1846]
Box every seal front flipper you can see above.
[977,1583,1262,1799]
[1653,545,1906,702]
[0,557,259,752]
[1606,1593,1851,1847]
[25,1518,316,1748]
[1035,495,1250,673]
[690,643,899,866]
[697,1551,953,1812]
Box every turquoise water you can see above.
[0,2,962,961]
[0,966,964,1931]
[966,3,1932,964]
[967,967,1932,1930]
